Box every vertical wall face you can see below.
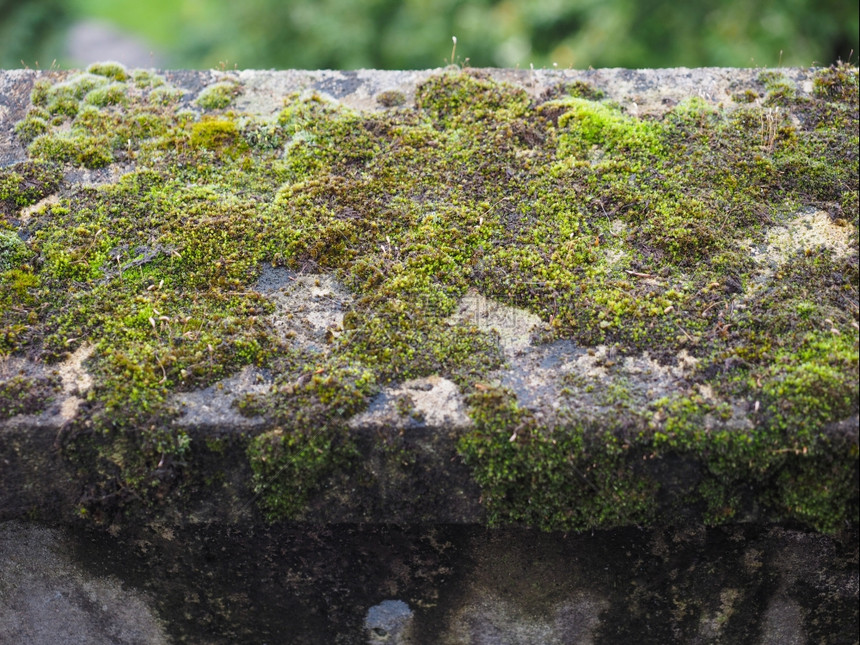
[1,521,857,644]
[0,64,858,642]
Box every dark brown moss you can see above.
[0,372,61,419]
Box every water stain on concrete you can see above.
[0,521,168,645]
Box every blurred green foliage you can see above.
[1,0,69,68]
[2,0,858,69]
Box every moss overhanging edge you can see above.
[0,63,857,532]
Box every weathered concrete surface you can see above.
[1,64,858,642]
[0,522,168,645]
[0,521,856,644]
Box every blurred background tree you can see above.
[1,0,857,69]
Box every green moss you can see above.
[20,74,194,171]
[190,118,240,150]
[87,61,129,82]
[732,89,759,103]
[43,74,112,117]
[770,448,859,533]
[416,72,529,124]
[14,113,49,144]
[556,98,662,156]
[394,393,416,417]
[645,301,858,531]
[84,83,128,107]
[5,68,857,529]
[30,79,52,107]
[242,122,285,150]
[242,358,375,518]
[72,105,171,153]
[195,81,241,110]
[0,161,61,215]
[0,268,39,320]
[760,331,857,431]
[812,63,858,102]
[0,231,27,271]
[458,385,656,530]
[47,94,79,117]
[759,70,797,105]
[132,70,165,89]
[343,311,503,384]
[149,86,184,106]
[28,133,112,168]
[565,80,606,100]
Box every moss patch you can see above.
[241,357,376,518]
[189,118,241,151]
[3,64,857,530]
[195,81,241,110]
[87,62,129,83]
[0,161,61,216]
[0,372,61,419]
[458,384,656,531]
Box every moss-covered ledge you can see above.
[0,64,857,534]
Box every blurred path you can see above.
[66,19,164,68]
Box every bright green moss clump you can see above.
[13,111,49,144]
[196,81,241,110]
[190,118,240,150]
[556,98,662,155]
[87,61,128,82]
[84,83,128,107]
[29,132,113,168]
[3,65,858,530]
[22,70,192,169]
